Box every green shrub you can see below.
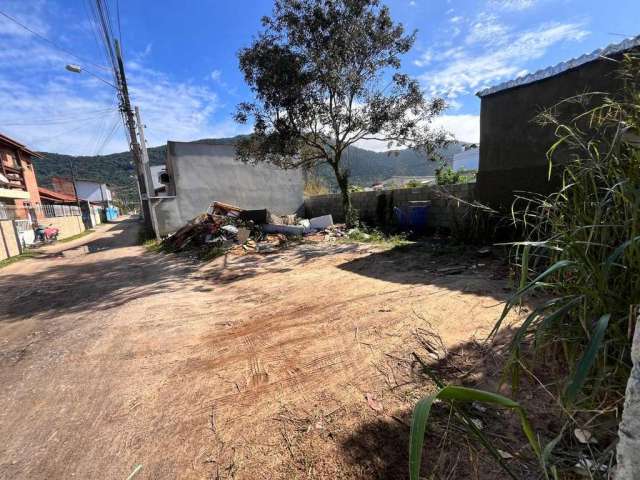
[435,163,470,185]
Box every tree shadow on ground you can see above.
[339,326,546,480]
[0,220,199,322]
[200,242,362,285]
[337,241,512,300]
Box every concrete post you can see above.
[616,309,640,479]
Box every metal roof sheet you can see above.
[476,34,640,97]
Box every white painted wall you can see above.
[75,181,112,203]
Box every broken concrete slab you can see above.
[309,214,334,230]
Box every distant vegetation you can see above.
[435,163,475,185]
[34,137,465,203]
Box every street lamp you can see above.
[65,64,82,73]
[65,64,118,89]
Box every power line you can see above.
[1,108,118,127]
[0,9,110,73]
[116,0,123,47]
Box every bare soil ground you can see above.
[0,218,534,479]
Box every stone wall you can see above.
[0,220,21,260]
[304,182,475,228]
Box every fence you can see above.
[0,204,81,220]
[0,203,87,255]
[304,182,476,228]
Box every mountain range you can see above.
[33,137,465,201]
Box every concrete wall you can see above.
[305,182,475,228]
[477,48,639,208]
[153,142,304,236]
[0,220,20,260]
[45,215,85,240]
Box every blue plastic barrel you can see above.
[394,201,431,232]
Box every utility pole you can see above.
[113,39,153,235]
[134,106,160,241]
[67,158,86,227]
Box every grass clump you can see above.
[0,251,36,269]
[58,229,94,243]
[345,226,409,247]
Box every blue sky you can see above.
[0,0,638,155]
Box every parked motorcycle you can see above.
[34,224,59,244]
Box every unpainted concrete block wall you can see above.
[477,47,640,208]
[304,183,475,228]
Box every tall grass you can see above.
[490,53,640,475]
[410,53,640,478]
[496,53,640,407]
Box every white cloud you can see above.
[413,49,434,67]
[490,0,538,10]
[210,69,222,82]
[433,114,479,143]
[466,13,509,45]
[0,6,246,155]
[420,21,589,97]
[353,114,479,152]
[0,0,50,38]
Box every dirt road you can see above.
[0,218,518,479]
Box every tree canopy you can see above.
[235,0,449,225]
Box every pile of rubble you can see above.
[161,202,340,257]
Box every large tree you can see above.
[235,0,448,226]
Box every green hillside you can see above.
[33,138,464,201]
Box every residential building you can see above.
[52,176,113,206]
[0,133,43,220]
[475,35,640,207]
[0,135,87,251]
[152,141,304,236]
[38,186,78,205]
[51,176,118,221]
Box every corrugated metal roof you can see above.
[476,34,640,97]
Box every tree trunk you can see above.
[333,165,356,228]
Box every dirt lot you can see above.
[0,218,528,479]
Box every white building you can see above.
[75,180,112,204]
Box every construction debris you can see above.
[160,202,338,259]
[309,214,333,230]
